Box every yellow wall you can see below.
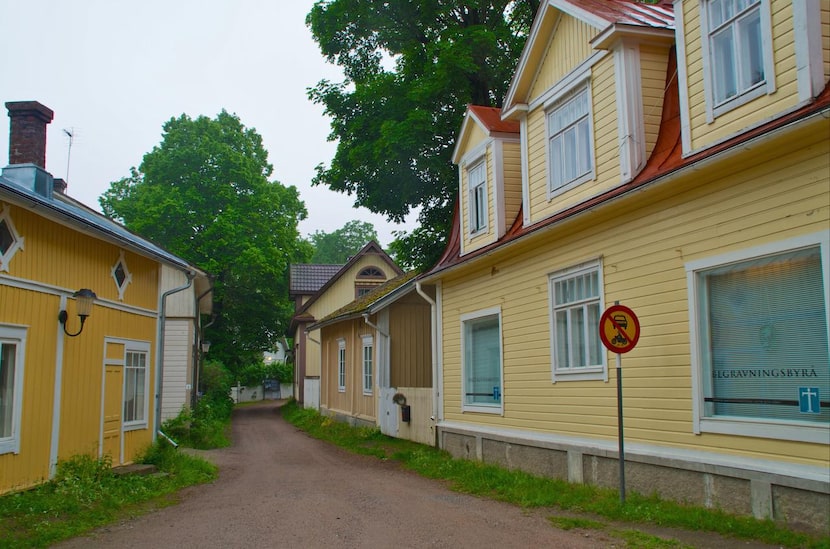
[503,141,523,225]
[527,53,620,224]
[529,14,597,99]
[304,254,396,378]
[320,318,375,420]
[438,118,829,467]
[0,203,160,493]
[461,145,497,253]
[679,0,802,151]
[640,44,671,158]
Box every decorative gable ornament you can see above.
[111,250,133,300]
[0,204,23,272]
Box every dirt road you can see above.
[56,401,605,548]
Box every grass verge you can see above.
[282,401,829,549]
[0,444,217,548]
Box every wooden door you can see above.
[102,363,122,464]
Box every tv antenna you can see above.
[63,128,74,182]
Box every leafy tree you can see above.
[100,111,312,371]
[308,219,378,263]
[307,0,539,269]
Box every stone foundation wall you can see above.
[438,426,829,534]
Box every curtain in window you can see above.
[702,247,829,424]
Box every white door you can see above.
[379,387,398,437]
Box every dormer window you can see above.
[111,251,133,300]
[547,84,594,195]
[702,0,774,119]
[467,161,488,235]
[0,205,23,273]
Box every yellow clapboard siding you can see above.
[530,14,596,98]
[439,118,829,463]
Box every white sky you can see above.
[0,0,418,246]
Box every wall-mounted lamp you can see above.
[58,289,97,337]
[201,340,211,353]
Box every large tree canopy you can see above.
[307,0,539,269]
[309,220,379,264]
[100,111,311,371]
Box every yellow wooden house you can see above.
[0,101,210,494]
[289,241,402,409]
[421,0,829,531]
[310,271,435,445]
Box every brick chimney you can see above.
[6,101,54,168]
[3,101,56,197]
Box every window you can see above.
[547,86,593,193]
[356,286,374,298]
[357,266,385,279]
[549,261,605,381]
[461,308,503,412]
[0,204,23,273]
[362,336,373,395]
[123,349,148,426]
[337,339,346,392]
[687,234,829,443]
[0,326,25,455]
[702,0,773,117]
[111,251,132,301]
[468,161,487,234]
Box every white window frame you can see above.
[0,204,24,273]
[123,342,150,430]
[686,232,830,444]
[337,339,346,393]
[362,335,373,396]
[549,259,607,382]
[0,325,26,455]
[460,307,504,414]
[545,78,595,199]
[699,0,775,122]
[467,159,488,236]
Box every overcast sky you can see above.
[0,0,418,246]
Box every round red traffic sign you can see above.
[599,304,640,354]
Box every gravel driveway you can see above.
[56,401,601,548]
[55,401,788,549]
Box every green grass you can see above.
[0,445,217,548]
[282,401,830,549]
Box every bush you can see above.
[161,359,234,449]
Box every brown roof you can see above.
[310,270,421,330]
[289,264,343,295]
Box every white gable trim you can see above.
[614,40,646,183]
[793,0,824,101]
[673,0,693,156]
[530,51,608,112]
[493,140,506,238]
[548,0,609,30]
[520,117,531,227]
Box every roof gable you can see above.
[503,0,674,116]
[291,240,403,321]
[452,106,520,164]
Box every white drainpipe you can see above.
[415,281,439,447]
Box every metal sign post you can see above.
[599,302,640,504]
